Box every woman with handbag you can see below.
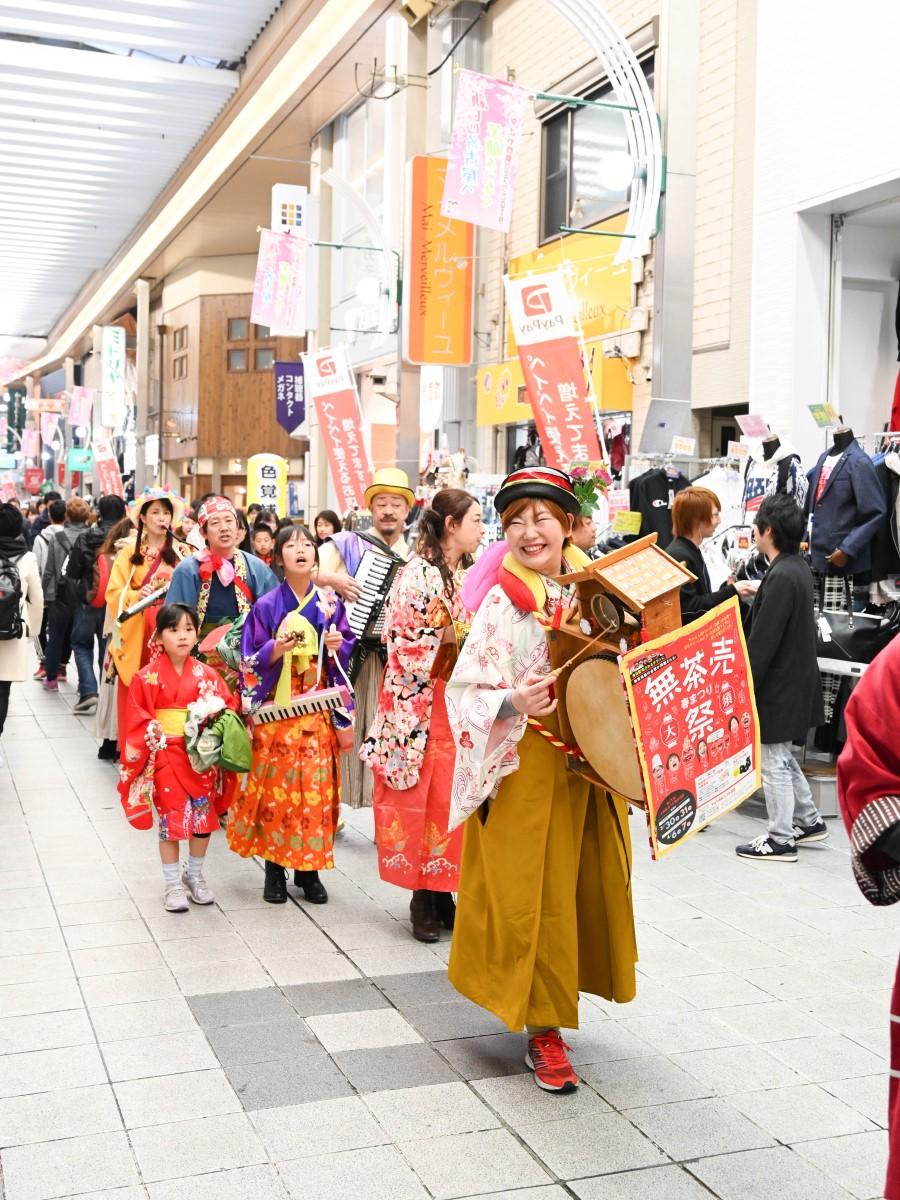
[106,489,190,748]
[361,488,483,942]
[228,525,354,904]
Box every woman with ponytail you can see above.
[361,488,484,942]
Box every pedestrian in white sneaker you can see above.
[735,495,828,862]
[0,503,44,749]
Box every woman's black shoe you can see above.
[410,889,440,942]
[263,860,288,903]
[97,739,119,761]
[433,891,456,931]
[293,870,328,903]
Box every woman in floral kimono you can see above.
[228,525,353,905]
[107,488,191,747]
[445,466,637,1095]
[119,603,238,913]
[362,489,484,942]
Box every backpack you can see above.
[86,549,114,608]
[44,528,81,608]
[0,553,24,641]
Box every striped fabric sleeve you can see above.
[850,794,900,906]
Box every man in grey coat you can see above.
[736,494,828,862]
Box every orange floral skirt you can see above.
[373,682,463,891]
[227,710,340,871]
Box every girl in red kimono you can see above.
[361,488,484,942]
[119,603,238,913]
[837,634,900,1200]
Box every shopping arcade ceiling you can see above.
[0,1,283,367]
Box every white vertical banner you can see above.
[271,184,320,333]
[100,326,127,429]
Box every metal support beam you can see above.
[135,279,150,494]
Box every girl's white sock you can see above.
[162,862,181,889]
[186,854,205,883]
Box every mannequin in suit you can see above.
[806,426,885,575]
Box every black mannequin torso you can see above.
[829,427,854,455]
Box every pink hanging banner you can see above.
[302,347,372,513]
[250,230,307,337]
[68,386,94,428]
[21,429,39,458]
[441,69,529,233]
[0,483,16,502]
[504,270,602,468]
[40,412,59,446]
[93,436,124,498]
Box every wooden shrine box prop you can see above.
[547,534,696,806]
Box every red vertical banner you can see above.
[504,270,602,468]
[92,437,124,498]
[24,467,43,494]
[303,347,372,512]
[620,598,761,859]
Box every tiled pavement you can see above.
[0,669,893,1200]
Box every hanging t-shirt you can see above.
[628,468,689,544]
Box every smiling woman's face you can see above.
[504,501,569,576]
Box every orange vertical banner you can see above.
[403,156,474,366]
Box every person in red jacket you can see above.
[836,634,900,1200]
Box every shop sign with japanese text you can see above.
[274,361,305,437]
[404,156,474,366]
[621,597,761,859]
[302,347,372,512]
[247,453,288,514]
[441,70,528,233]
[251,230,307,337]
[503,269,602,468]
[100,326,128,429]
[92,437,124,498]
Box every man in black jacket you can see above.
[65,494,126,714]
[736,494,828,861]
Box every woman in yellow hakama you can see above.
[444,465,637,1093]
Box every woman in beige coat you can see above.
[0,503,44,761]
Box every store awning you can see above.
[0,1,281,352]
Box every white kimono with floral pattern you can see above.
[445,579,568,829]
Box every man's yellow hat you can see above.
[364,467,414,510]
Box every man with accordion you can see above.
[315,468,414,808]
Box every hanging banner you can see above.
[0,483,16,502]
[93,437,124,498]
[24,467,43,494]
[56,461,65,487]
[101,326,127,429]
[274,361,305,436]
[251,230,307,337]
[303,347,372,512]
[68,386,94,428]
[40,412,59,446]
[441,69,529,233]
[404,156,474,366]
[21,428,39,458]
[734,413,770,438]
[503,270,602,467]
[620,598,760,860]
[247,453,288,514]
[67,448,94,472]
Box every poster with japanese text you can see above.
[247,453,288,514]
[441,69,529,233]
[504,270,603,468]
[404,156,474,366]
[100,325,127,429]
[274,362,305,436]
[92,437,125,499]
[302,347,372,512]
[251,230,307,337]
[620,597,760,859]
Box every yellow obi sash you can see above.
[155,708,188,738]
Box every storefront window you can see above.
[227,318,248,341]
[541,58,654,242]
[227,349,247,372]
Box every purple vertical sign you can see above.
[441,69,529,233]
[274,361,305,436]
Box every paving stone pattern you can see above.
[0,673,892,1199]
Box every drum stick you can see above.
[549,633,605,679]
